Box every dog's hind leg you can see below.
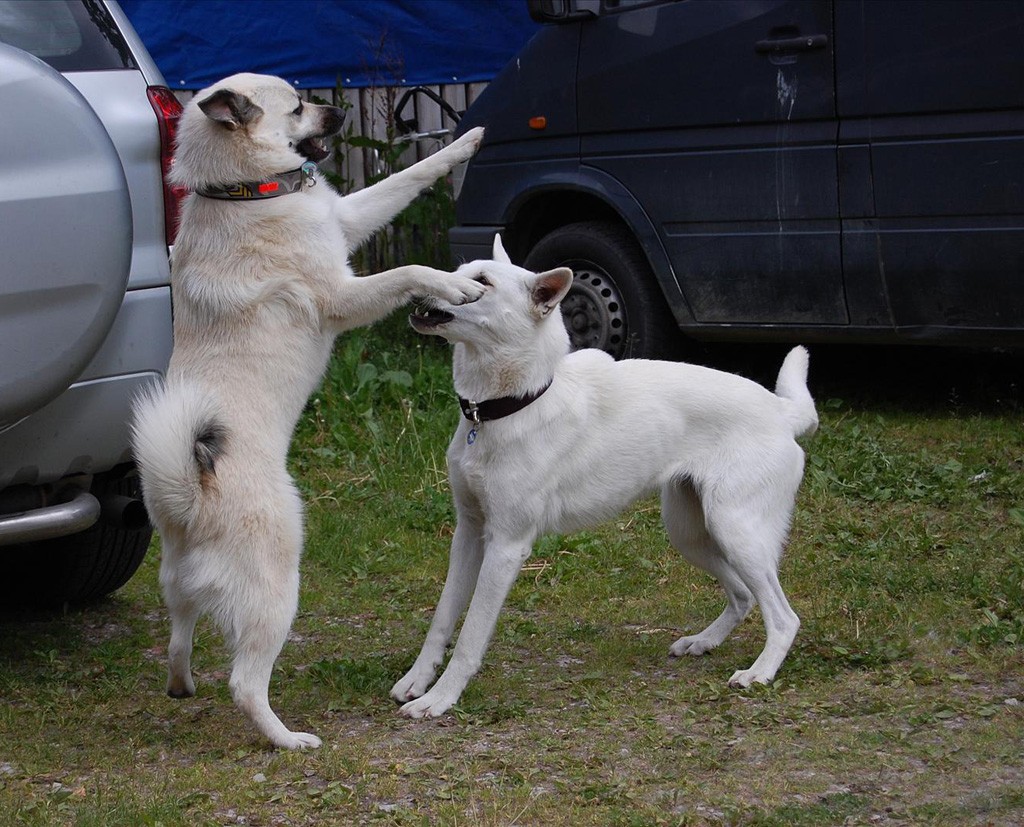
[227,589,321,750]
[225,500,320,750]
[391,515,485,703]
[166,598,200,698]
[161,543,200,698]
[704,479,801,687]
[720,557,798,688]
[662,479,754,658]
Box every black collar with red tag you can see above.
[196,161,318,201]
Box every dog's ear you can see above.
[531,267,574,316]
[492,233,512,264]
[197,89,263,130]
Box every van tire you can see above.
[523,221,678,359]
[2,472,152,607]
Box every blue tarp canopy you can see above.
[120,0,539,89]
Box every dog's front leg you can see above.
[332,128,484,249]
[326,264,484,333]
[399,534,532,719]
[391,517,484,703]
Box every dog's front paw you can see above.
[445,127,485,165]
[727,667,772,689]
[669,635,718,658]
[274,730,322,750]
[399,689,458,720]
[433,274,486,306]
[390,667,435,704]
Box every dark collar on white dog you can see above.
[196,161,319,200]
[459,380,553,432]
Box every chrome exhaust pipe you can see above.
[0,489,101,546]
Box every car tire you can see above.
[2,472,152,607]
[523,220,679,359]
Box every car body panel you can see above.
[104,0,165,85]
[0,286,172,489]
[0,0,173,492]
[578,0,845,326]
[0,42,133,429]
[0,372,161,490]
[453,0,1024,348]
[836,0,1024,334]
[452,21,579,151]
[64,70,172,291]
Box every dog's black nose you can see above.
[323,105,346,135]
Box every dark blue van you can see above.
[449,0,1024,358]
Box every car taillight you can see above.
[146,86,187,247]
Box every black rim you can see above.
[559,261,628,358]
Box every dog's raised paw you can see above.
[447,127,485,164]
[446,276,487,305]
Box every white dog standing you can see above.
[132,73,486,749]
[391,235,818,718]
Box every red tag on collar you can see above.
[258,181,280,194]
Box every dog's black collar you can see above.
[196,161,318,200]
[459,381,553,425]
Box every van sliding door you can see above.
[579,0,844,326]
[837,0,1024,340]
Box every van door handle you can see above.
[755,34,828,53]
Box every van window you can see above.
[0,0,135,71]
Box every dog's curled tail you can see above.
[774,346,818,438]
[131,381,227,528]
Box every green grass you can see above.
[1,319,1022,826]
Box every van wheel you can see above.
[523,221,678,359]
[2,472,152,607]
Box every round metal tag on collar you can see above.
[466,401,480,445]
[301,161,319,188]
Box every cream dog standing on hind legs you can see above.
[392,234,818,718]
[131,73,487,749]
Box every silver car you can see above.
[0,0,177,605]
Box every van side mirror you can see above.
[527,0,598,23]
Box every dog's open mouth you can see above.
[410,303,455,329]
[296,134,332,163]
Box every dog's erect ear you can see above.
[531,267,574,316]
[197,89,263,130]
[492,233,512,264]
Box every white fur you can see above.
[392,235,817,718]
[131,73,486,749]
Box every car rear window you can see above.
[0,0,135,71]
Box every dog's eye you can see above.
[293,100,304,116]
[473,274,491,286]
